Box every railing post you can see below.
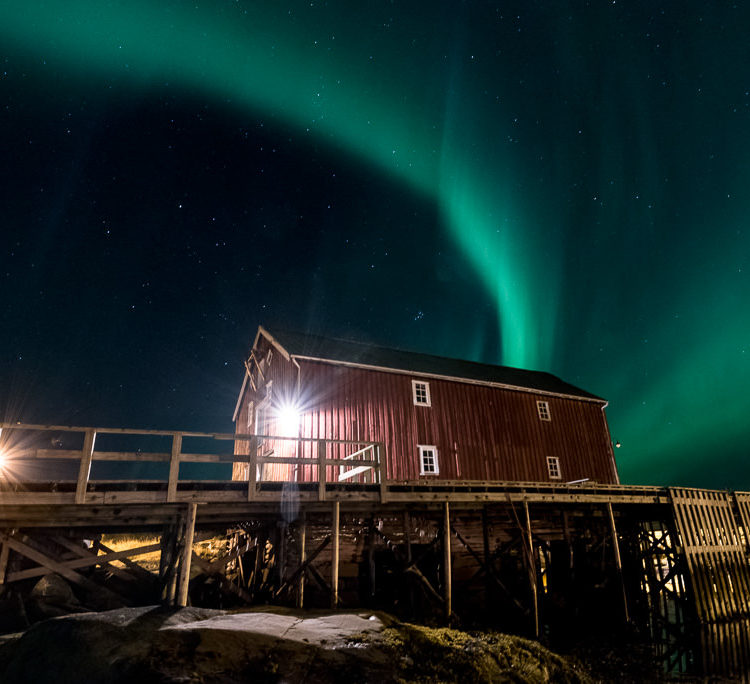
[167,433,183,503]
[176,503,197,607]
[75,430,96,504]
[247,435,258,501]
[377,443,387,503]
[317,439,326,502]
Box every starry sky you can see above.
[1,1,749,488]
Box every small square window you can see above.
[537,400,551,421]
[419,445,439,475]
[412,380,432,407]
[547,456,561,480]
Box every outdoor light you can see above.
[276,401,301,437]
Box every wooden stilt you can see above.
[176,503,197,607]
[443,501,452,621]
[482,506,492,603]
[0,542,9,585]
[74,430,96,504]
[331,500,340,609]
[297,513,306,608]
[367,517,376,599]
[607,502,630,622]
[524,501,539,638]
[403,511,412,564]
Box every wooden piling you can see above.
[607,502,630,623]
[176,503,197,607]
[297,514,306,608]
[331,500,340,609]
[524,501,539,638]
[443,501,452,620]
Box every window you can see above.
[412,380,431,406]
[536,400,551,421]
[419,445,439,475]
[547,456,561,480]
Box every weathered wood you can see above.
[275,534,330,599]
[524,501,539,638]
[606,502,630,623]
[297,514,306,608]
[176,503,197,607]
[167,433,183,503]
[0,542,9,585]
[7,539,161,583]
[75,430,96,504]
[0,532,125,604]
[331,500,340,609]
[443,501,452,620]
[317,440,326,501]
[248,435,258,501]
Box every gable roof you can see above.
[257,326,605,403]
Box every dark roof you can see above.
[262,328,605,402]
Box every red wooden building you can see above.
[232,326,620,485]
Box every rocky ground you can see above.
[0,605,597,683]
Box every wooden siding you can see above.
[235,344,618,484]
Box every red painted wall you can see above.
[234,337,619,485]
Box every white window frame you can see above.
[547,456,561,480]
[412,380,432,407]
[418,445,439,475]
[536,400,551,421]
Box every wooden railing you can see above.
[0,423,385,504]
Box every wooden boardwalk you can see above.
[1,422,749,679]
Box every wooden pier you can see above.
[1,422,750,679]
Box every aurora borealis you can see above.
[1,2,749,488]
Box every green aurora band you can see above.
[3,2,750,487]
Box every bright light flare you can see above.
[276,401,302,437]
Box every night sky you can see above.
[2,2,749,488]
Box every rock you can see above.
[0,606,592,683]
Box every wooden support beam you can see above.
[167,433,183,503]
[297,514,306,608]
[317,440,326,502]
[274,534,331,599]
[0,532,125,604]
[331,500,340,609]
[443,501,452,621]
[176,503,197,607]
[524,501,539,639]
[0,542,9,585]
[377,443,387,503]
[247,435,258,501]
[74,429,96,504]
[607,502,630,623]
[7,539,162,583]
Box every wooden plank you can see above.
[167,433,183,503]
[176,503,197,607]
[74,430,96,504]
